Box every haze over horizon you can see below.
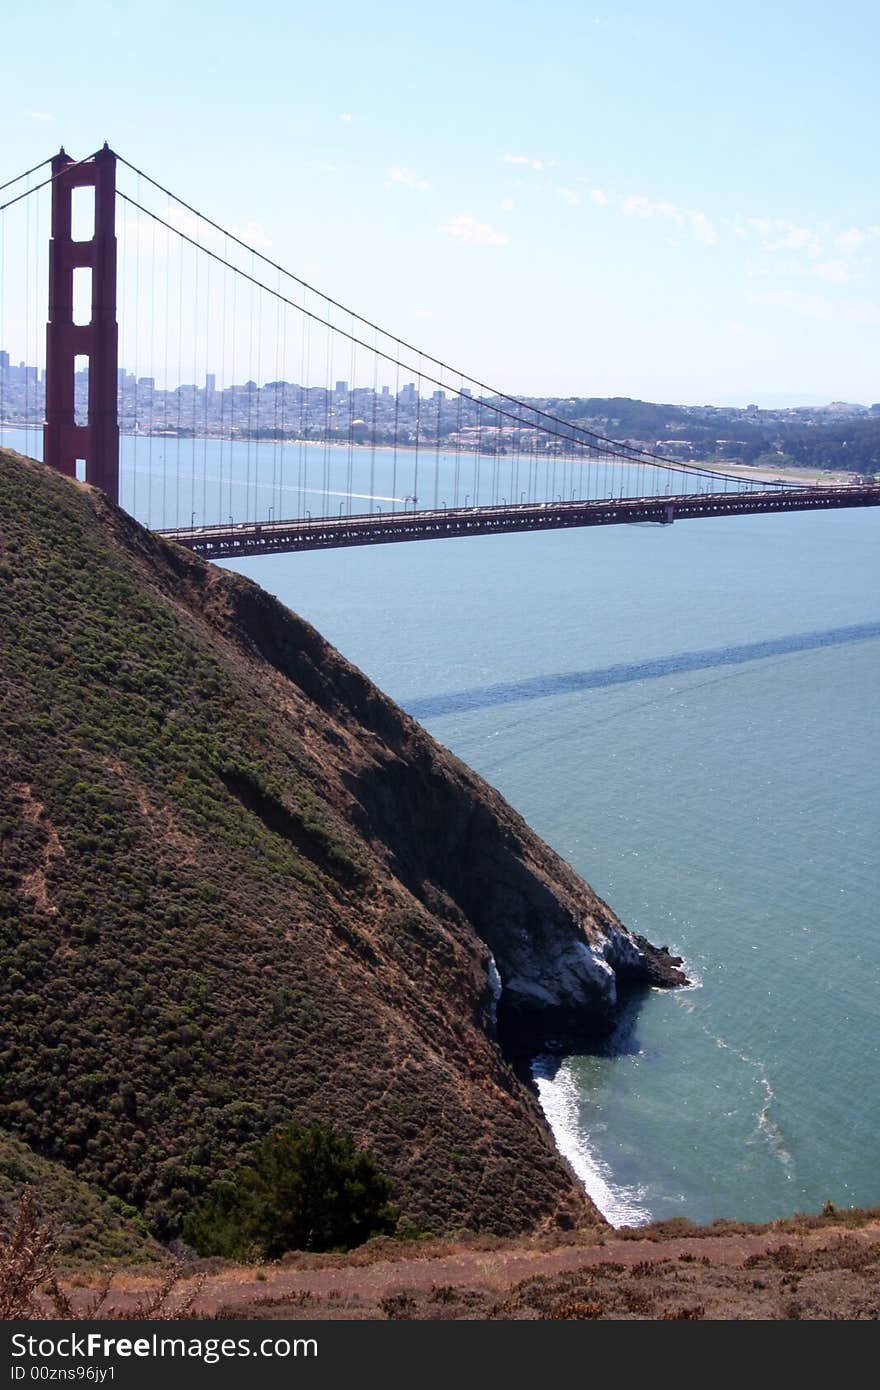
[2,1,879,406]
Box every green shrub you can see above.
[182,1124,398,1258]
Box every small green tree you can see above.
[183,1124,398,1258]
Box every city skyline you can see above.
[4,346,876,417]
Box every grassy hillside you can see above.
[0,1128,160,1266]
[0,449,677,1253]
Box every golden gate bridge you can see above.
[1,145,878,555]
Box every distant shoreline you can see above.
[1,423,858,489]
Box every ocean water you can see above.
[7,430,879,1226]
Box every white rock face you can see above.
[484,952,503,1027]
[489,911,661,1044]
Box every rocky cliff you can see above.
[0,448,684,1245]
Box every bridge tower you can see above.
[43,145,119,504]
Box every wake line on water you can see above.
[674,994,795,1178]
[404,621,880,720]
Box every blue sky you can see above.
[3,0,879,404]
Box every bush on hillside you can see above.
[182,1124,399,1258]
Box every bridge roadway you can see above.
[161,485,880,560]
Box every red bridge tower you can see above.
[43,145,119,504]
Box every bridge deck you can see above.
[160,486,880,560]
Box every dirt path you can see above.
[77,1220,880,1318]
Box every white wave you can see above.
[533,1058,653,1228]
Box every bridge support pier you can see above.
[43,145,119,504]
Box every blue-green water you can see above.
[7,430,879,1226]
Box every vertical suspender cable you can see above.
[202,246,210,527]
[255,253,263,521]
[148,194,158,527]
[274,266,282,519]
[190,226,199,524]
[299,288,308,516]
[245,253,255,520]
[323,303,332,517]
[413,359,423,507]
[346,312,356,516]
[369,327,378,514]
[392,349,400,508]
[219,234,228,526]
[133,172,143,520]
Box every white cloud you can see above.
[742,217,821,257]
[338,112,354,122]
[834,227,866,253]
[725,321,746,337]
[623,194,684,224]
[621,194,717,244]
[502,154,557,171]
[737,216,880,271]
[500,198,514,211]
[545,181,581,207]
[385,166,429,192]
[590,189,608,206]
[689,210,718,245]
[809,259,857,284]
[228,219,271,250]
[770,225,821,257]
[747,288,880,325]
[439,214,510,247]
[747,252,862,286]
[118,204,270,255]
[29,111,52,121]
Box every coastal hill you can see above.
[0,447,682,1249]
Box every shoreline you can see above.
[532,1055,653,1228]
[2,423,858,489]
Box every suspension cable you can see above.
[0,150,102,214]
[0,156,52,196]
[114,152,802,486]
[116,190,778,490]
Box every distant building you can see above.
[335,380,349,395]
[205,373,216,393]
